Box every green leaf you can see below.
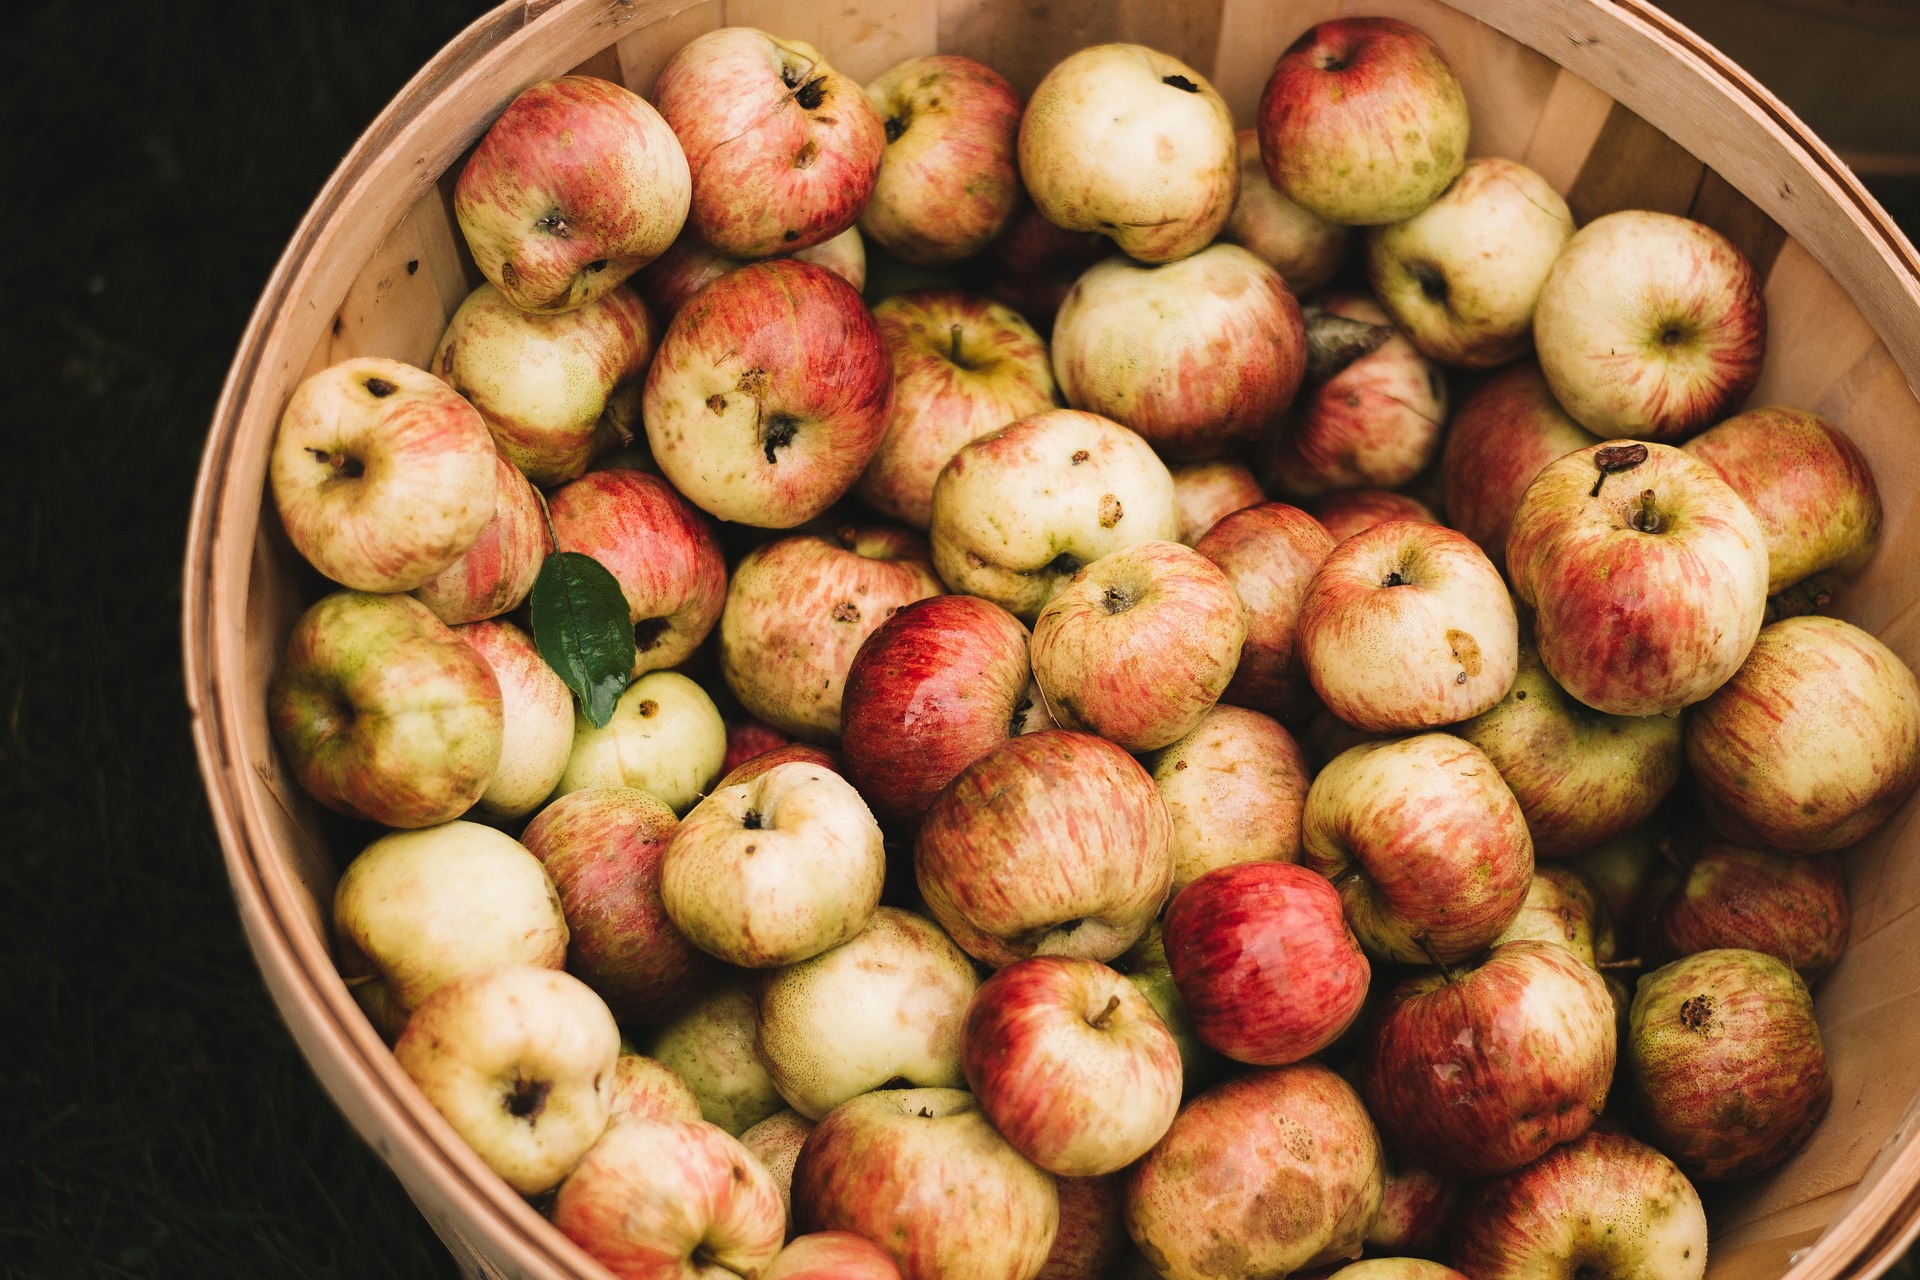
[530,551,635,728]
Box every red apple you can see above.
[1223,129,1349,296]
[1144,704,1310,893]
[723,719,792,778]
[608,1050,702,1124]
[979,202,1110,336]
[1112,923,1225,1093]
[1194,502,1336,721]
[765,1233,904,1280]
[1646,843,1848,981]
[862,55,1022,264]
[1170,459,1265,546]
[453,619,573,822]
[719,742,842,790]
[637,225,868,320]
[741,1109,814,1226]
[1440,361,1599,574]
[1366,1161,1457,1258]
[1038,1175,1129,1280]
[1310,488,1437,544]
[412,453,550,625]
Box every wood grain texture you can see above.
[1565,99,1704,222]
[942,0,1229,100]
[1691,168,1788,278]
[728,0,938,83]
[616,0,722,95]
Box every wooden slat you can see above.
[1564,99,1706,223]
[942,0,1232,101]
[615,0,723,96]
[316,186,471,370]
[1746,237,1883,412]
[565,44,624,82]
[1691,168,1789,279]
[727,0,939,83]
[1521,65,1615,196]
[1207,0,1340,126]
[1819,343,1920,643]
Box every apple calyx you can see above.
[1303,305,1392,383]
[503,1074,552,1121]
[306,447,365,480]
[1588,442,1649,497]
[1163,74,1200,92]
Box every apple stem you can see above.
[949,323,963,365]
[1415,934,1459,983]
[1088,994,1123,1030]
[692,1246,752,1279]
[1598,958,1643,972]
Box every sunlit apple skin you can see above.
[862,55,1022,265]
[414,454,550,626]
[454,76,689,314]
[653,28,884,259]
[1534,211,1765,440]
[1441,361,1599,574]
[1298,521,1518,732]
[1303,734,1534,965]
[609,1050,703,1124]
[1052,245,1307,460]
[1366,1162,1457,1257]
[765,1233,904,1280]
[1018,44,1237,265]
[1127,1064,1384,1280]
[1686,615,1920,851]
[1506,441,1769,717]
[1195,502,1336,721]
[1145,705,1310,893]
[980,202,1111,337]
[1310,489,1437,544]
[841,594,1043,831]
[741,1110,814,1226]
[647,980,784,1137]
[639,226,868,320]
[456,620,574,821]
[1224,130,1349,296]
[1164,861,1370,1065]
[1453,1130,1707,1280]
[1684,406,1882,594]
[1629,948,1831,1180]
[857,291,1058,530]
[554,671,727,813]
[915,730,1174,968]
[1170,459,1264,546]
[720,742,842,790]
[1646,843,1849,981]
[644,259,893,528]
[792,1087,1059,1280]
[1257,18,1468,227]
[1037,1175,1128,1280]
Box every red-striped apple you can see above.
[1223,129,1348,295]
[1440,361,1598,573]
[414,455,550,625]
[455,621,574,822]
[765,1233,903,1280]
[637,225,867,320]
[1145,705,1310,892]
[1311,488,1437,544]
[862,55,1022,265]
[1170,459,1264,546]
[608,1050,702,1123]
[1646,843,1849,980]
[1195,502,1336,721]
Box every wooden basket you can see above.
[181,1,1920,1277]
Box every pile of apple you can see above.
[263,15,1920,1280]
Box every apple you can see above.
[1629,948,1831,1179]
[454,76,689,313]
[741,1109,814,1225]
[1164,861,1370,1065]
[652,28,884,258]
[724,720,792,777]
[553,670,727,813]
[916,730,1174,967]
[1257,18,1469,226]
[979,202,1111,336]
[929,408,1180,622]
[963,956,1182,1177]
[454,620,574,821]
[1018,45,1236,264]
[1194,502,1336,721]
[1534,211,1765,440]
[413,454,550,625]
[1127,1064,1384,1280]
[1051,245,1307,460]
[269,591,502,828]
[720,742,842,789]
[1303,733,1534,964]
[1440,361,1599,573]
[644,259,893,528]
[609,1049,702,1123]
[765,1233,904,1280]
[1310,489,1437,544]
[638,225,867,320]
[1112,923,1224,1091]
[1170,459,1264,546]
[1030,540,1248,751]
[270,358,497,592]
[547,468,727,677]
[1223,129,1349,296]
[1367,1162,1457,1257]
[1328,1264,1466,1280]
[1488,865,1615,967]
[1572,826,1663,934]
[1646,843,1848,981]
[647,979,785,1136]
[1261,294,1447,498]
[857,290,1058,530]
[394,964,618,1195]
[756,906,980,1120]
[1144,705,1310,893]
[1365,158,1574,368]
[862,55,1022,264]
[1688,615,1920,851]
[551,1117,786,1280]
[1452,1129,1707,1280]
[1507,441,1769,716]
[1298,520,1518,732]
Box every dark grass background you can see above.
[0,1,1915,1277]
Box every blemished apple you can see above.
[270,358,498,593]
[862,55,1022,265]
[432,280,657,486]
[413,454,550,626]
[792,1087,1059,1280]
[1257,18,1468,226]
[962,957,1183,1177]
[1018,44,1236,264]
[553,670,727,813]
[1452,1129,1708,1280]
[520,787,715,1025]
[1311,488,1437,544]
[721,743,842,789]
[1144,705,1310,893]
[269,591,502,829]
[856,290,1057,530]
[646,979,785,1136]
[547,468,727,678]
[454,75,689,313]
[608,1049,702,1123]
[1457,640,1684,858]
[1127,1064,1384,1280]
[1507,441,1769,717]
[1440,360,1599,573]
[1030,540,1248,752]
[1488,865,1615,967]
[765,1233,905,1280]
[395,964,618,1196]
[916,730,1175,968]
[1170,459,1264,546]
[1112,923,1224,1092]
[1683,405,1883,594]
[454,620,574,822]
[1051,245,1307,460]
[1223,129,1349,296]
[1164,861,1370,1065]
[929,408,1180,622]
[741,1109,814,1224]
[979,202,1112,336]
[720,527,944,744]
[1194,502,1336,721]
[551,1117,786,1280]
[1298,520,1518,732]
[1646,843,1849,981]
[652,28,884,258]
[1689,615,1920,852]
[1303,733,1534,964]
[1261,294,1447,498]
[1367,1162,1457,1257]
[637,224,868,320]
[1366,158,1574,368]
[1533,211,1765,440]
[643,259,893,528]
[756,906,979,1120]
